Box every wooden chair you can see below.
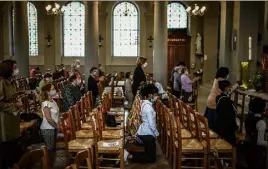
[12,146,49,169]
[65,148,93,169]
[61,112,94,165]
[233,91,247,133]
[170,113,207,169]
[195,113,236,169]
[91,114,124,169]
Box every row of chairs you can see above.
[156,93,236,169]
[60,90,126,169]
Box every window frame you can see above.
[111,1,140,58]
[62,1,85,57]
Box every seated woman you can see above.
[180,67,200,103]
[245,97,267,169]
[126,84,159,163]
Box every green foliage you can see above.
[250,70,264,91]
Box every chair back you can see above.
[12,146,49,169]
[65,148,93,169]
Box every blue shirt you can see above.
[137,100,159,137]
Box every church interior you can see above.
[0,1,268,169]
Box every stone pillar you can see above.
[219,1,233,67]
[85,1,99,90]
[13,2,29,77]
[153,1,168,88]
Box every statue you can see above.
[195,33,203,55]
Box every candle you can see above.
[249,36,252,60]
[249,36,252,48]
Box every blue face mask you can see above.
[49,89,57,97]
[151,97,157,103]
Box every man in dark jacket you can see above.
[88,67,99,105]
[215,80,238,145]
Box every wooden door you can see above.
[167,30,191,84]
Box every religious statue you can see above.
[195,33,203,55]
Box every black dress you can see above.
[132,65,146,96]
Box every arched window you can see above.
[63,2,85,57]
[27,2,39,56]
[167,2,187,29]
[112,2,139,57]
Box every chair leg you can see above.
[172,148,176,169]
[168,138,173,164]
[165,135,169,158]
[232,148,236,169]
[120,148,124,169]
[203,153,208,169]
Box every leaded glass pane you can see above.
[27,2,39,56]
[63,2,85,57]
[167,2,187,29]
[112,2,139,57]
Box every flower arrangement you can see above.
[250,69,264,92]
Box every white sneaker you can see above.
[124,149,129,161]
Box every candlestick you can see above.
[249,36,252,60]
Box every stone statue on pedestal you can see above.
[195,33,203,55]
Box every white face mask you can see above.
[143,62,148,68]
[226,74,229,79]
[130,75,133,79]
[76,65,80,69]
[76,79,82,85]
[185,71,189,75]
[13,68,19,76]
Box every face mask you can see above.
[130,75,133,79]
[151,96,157,103]
[185,71,189,75]
[149,81,153,84]
[92,71,97,76]
[76,65,80,69]
[226,75,229,79]
[62,67,65,70]
[143,62,148,68]
[13,68,19,76]
[49,89,57,97]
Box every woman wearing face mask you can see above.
[0,60,23,169]
[132,57,147,97]
[40,83,60,167]
[180,67,200,103]
[61,73,82,112]
[204,67,241,131]
[125,84,159,163]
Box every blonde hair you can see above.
[136,57,147,66]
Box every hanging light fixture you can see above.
[186,4,206,16]
[45,3,66,16]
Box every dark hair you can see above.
[68,73,78,82]
[140,84,158,98]
[90,67,97,73]
[249,97,266,114]
[125,72,131,79]
[44,73,52,79]
[35,67,40,71]
[181,67,187,74]
[218,80,231,92]
[177,62,186,67]
[136,57,147,66]
[0,59,17,79]
[256,61,261,68]
[41,83,53,101]
[215,67,229,79]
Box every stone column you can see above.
[153,1,168,88]
[219,1,233,67]
[13,2,29,77]
[85,1,99,90]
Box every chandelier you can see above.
[45,3,66,16]
[186,4,206,16]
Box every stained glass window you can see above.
[112,2,139,57]
[27,2,39,56]
[167,2,187,29]
[63,2,85,57]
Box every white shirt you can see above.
[137,100,159,137]
[256,119,267,147]
[40,100,59,130]
[154,82,164,95]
